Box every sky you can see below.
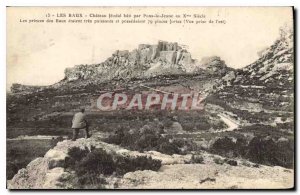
[7,7,293,89]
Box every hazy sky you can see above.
[7,7,293,89]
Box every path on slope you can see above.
[215,114,239,133]
[169,113,240,136]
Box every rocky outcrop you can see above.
[7,134,194,189]
[62,41,231,83]
[197,56,232,76]
[10,41,232,94]
[8,132,294,189]
[235,25,293,87]
[207,26,294,124]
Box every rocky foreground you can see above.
[8,132,294,189]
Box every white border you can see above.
[1,0,298,194]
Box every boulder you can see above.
[44,149,68,169]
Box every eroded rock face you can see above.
[63,41,199,82]
[207,26,294,124]
[7,135,193,189]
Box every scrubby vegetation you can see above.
[247,136,293,168]
[213,157,237,166]
[210,135,294,168]
[213,157,225,165]
[105,122,198,155]
[190,154,204,164]
[65,146,161,188]
[105,120,294,169]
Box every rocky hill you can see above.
[237,26,293,87]
[10,40,231,94]
[63,41,190,82]
[7,40,233,126]
[207,26,294,126]
[64,41,198,82]
[7,27,294,189]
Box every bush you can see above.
[209,134,294,168]
[76,174,107,188]
[66,146,162,188]
[114,155,161,175]
[68,147,90,161]
[75,149,116,176]
[65,146,90,169]
[191,154,204,164]
[213,157,225,165]
[106,123,190,155]
[247,136,294,168]
[210,137,236,157]
[225,159,238,166]
[158,141,180,155]
[135,134,159,152]
[66,148,115,188]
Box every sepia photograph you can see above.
[6,6,294,190]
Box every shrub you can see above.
[114,155,161,175]
[210,137,236,157]
[106,123,188,155]
[66,146,90,169]
[213,157,225,165]
[68,146,90,162]
[77,174,107,188]
[75,148,116,176]
[247,136,294,168]
[225,159,238,166]
[158,141,180,155]
[135,134,159,152]
[209,134,293,168]
[191,154,204,164]
[66,146,162,188]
